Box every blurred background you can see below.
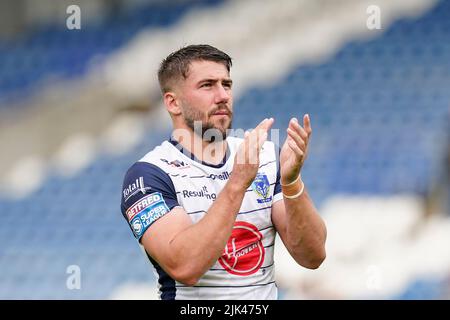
[0,0,449,299]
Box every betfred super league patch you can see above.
[126,192,166,221]
[126,192,170,239]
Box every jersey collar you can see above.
[168,136,230,169]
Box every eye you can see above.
[222,80,233,89]
[201,83,212,88]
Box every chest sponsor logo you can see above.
[181,185,216,200]
[207,171,230,180]
[251,173,272,204]
[126,192,164,221]
[123,177,151,202]
[219,221,265,276]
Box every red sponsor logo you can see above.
[126,193,163,221]
[219,221,265,276]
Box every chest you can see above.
[170,164,277,226]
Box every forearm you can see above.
[168,178,246,282]
[283,186,327,268]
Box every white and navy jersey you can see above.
[120,136,283,300]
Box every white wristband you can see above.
[280,174,301,187]
[283,180,305,199]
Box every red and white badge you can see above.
[219,221,265,276]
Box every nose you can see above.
[214,84,231,104]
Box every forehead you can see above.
[185,60,230,82]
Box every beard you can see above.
[183,103,233,142]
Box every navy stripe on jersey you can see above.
[259,160,276,169]
[209,262,274,271]
[147,253,176,300]
[258,225,274,232]
[186,206,272,215]
[186,206,272,216]
[176,281,276,288]
[239,206,272,215]
[264,242,275,249]
[274,147,282,196]
[186,209,206,215]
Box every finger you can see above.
[255,117,274,133]
[263,117,274,131]
[247,132,265,165]
[303,114,312,136]
[254,118,268,131]
[257,131,268,150]
[244,118,274,165]
[246,129,262,165]
[287,139,304,158]
[236,131,250,165]
[290,118,308,140]
[254,118,273,150]
[250,130,268,160]
[287,128,306,150]
[249,123,271,165]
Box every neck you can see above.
[171,127,228,166]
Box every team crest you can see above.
[251,173,272,204]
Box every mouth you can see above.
[212,112,230,116]
[211,108,231,116]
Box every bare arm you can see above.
[272,188,326,269]
[272,115,326,268]
[142,178,245,285]
[141,118,274,285]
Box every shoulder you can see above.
[121,141,180,208]
[122,162,173,201]
[123,161,168,183]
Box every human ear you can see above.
[164,92,182,116]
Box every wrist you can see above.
[280,170,302,185]
[226,175,249,195]
[281,174,301,187]
[281,175,305,199]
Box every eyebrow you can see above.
[197,78,233,86]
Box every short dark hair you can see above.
[158,44,232,93]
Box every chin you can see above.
[203,120,231,141]
[201,126,227,141]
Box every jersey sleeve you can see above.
[273,145,283,203]
[121,161,180,241]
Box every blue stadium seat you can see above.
[0,0,224,107]
[1,0,450,299]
